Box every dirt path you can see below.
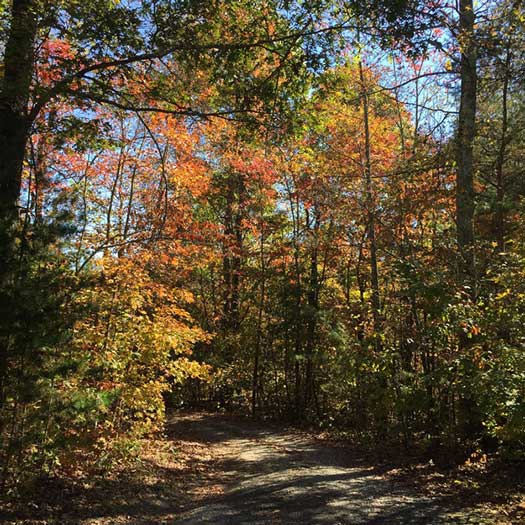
[170,413,499,524]
[3,412,522,524]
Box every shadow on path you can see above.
[171,413,492,525]
[0,412,502,524]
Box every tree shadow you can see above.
[1,412,518,524]
[169,413,499,524]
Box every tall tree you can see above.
[455,0,477,289]
[0,0,37,271]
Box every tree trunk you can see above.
[0,0,37,412]
[494,43,511,253]
[456,0,481,439]
[358,59,381,331]
[0,0,37,224]
[221,168,244,380]
[252,216,266,417]
[304,208,319,414]
[456,0,477,291]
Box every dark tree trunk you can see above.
[494,43,511,253]
[304,209,319,414]
[0,0,37,410]
[456,0,477,290]
[0,0,37,225]
[456,0,482,439]
[222,172,244,334]
[358,59,381,332]
[251,217,266,417]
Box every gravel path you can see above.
[3,412,512,524]
[171,414,494,525]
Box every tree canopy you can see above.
[1,0,524,488]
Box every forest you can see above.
[0,0,524,521]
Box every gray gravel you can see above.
[172,414,495,525]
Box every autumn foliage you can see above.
[1,0,524,489]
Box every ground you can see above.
[1,412,524,524]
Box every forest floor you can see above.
[2,412,524,524]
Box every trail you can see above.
[171,413,493,525]
[2,412,510,524]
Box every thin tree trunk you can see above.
[222,172,244,333]
[304,209,319,413]
[252,215,265,417]
[494,43,511,253]
[358,59,381,331]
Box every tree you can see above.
[456,0,477,289]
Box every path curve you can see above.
[170,413,492,525]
